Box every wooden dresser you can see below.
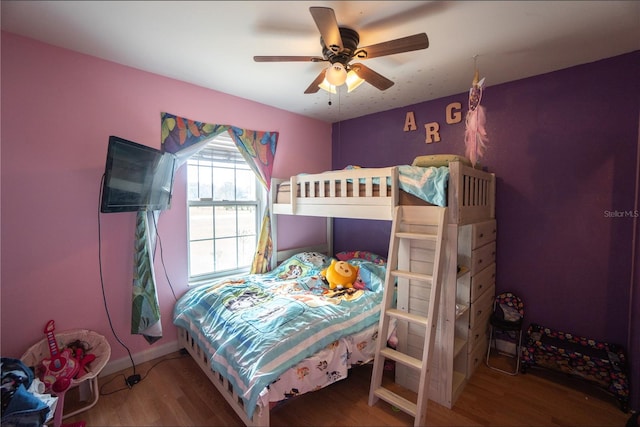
[460,219,497,378]
[395,218,497,409]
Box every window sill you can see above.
[188,270,249,287]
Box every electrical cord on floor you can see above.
[151,211,178,302]
[97,173,138,385]
[98,176,183,392]
[98,352,188,396]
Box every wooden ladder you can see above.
[368,205,447,427]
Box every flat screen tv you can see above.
[100,135,177,213]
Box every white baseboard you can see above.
[100,340,180,377]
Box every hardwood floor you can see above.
[64,351,631,426]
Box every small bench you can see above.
[521,323,629,412]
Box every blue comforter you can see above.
[397,165,449,207]
[344,165,449,207]
[173,252,386,418]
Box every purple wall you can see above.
[333,52,639,409]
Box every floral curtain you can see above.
[131,210,163,344]
[161,113,230,157]
[160,113,278,273]
[131,115,227,344]
[130,112,278,343]
[226,126,278,273]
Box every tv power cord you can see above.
[126,374,141,388]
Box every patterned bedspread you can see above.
[173,252,386,419]
[261,322,378,406]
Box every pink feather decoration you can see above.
[465,71,488,167]
[465,105,488,167]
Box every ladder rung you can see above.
[395,231,437,241]
[370,206,445,425]
[373,387,417,416]
[380,347,423,370]
[385,308,429,327]
[391,269,433,283]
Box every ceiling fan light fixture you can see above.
[325,62,347,86]
[255,7,430,96]
[346,70,365,92]
[318,79,337,94]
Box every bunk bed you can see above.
[271,159,495,224]
[174,157,496,426]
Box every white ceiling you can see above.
[2,1,639,123]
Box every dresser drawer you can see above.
[470,241,496,275]
[471,220,497,250]
[470,263,496,303]
[467,337,489,378]
[468,320,489,354]
[469,284,494,330]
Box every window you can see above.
[187,133,262,282]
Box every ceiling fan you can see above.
[253,6,429,94]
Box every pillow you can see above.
[292,251,332,268]
[336,250,386,265]
[411,154,471,168]
[270,252,332,280]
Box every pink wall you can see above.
[0,32,331,362]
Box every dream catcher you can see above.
[465,57,488,167]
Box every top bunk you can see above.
[271,157,496,225]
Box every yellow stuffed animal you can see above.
[321,259,359,290]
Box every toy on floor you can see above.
[65,340,96,379]
[38,321,79,392]
[37,321,87,427]
[51,376,86,427]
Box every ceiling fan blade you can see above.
[304,69,327,94]
[357,33,429,59]
[309,7,343,53]
[254,55,325,62]
[351,63,394,91]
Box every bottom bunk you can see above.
[173,250,389,427]
[178,326,267,426]
[178,321,380,426]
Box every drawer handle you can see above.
[478,284,483,290]
[477,309,483,316]
[479,233,484,238]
